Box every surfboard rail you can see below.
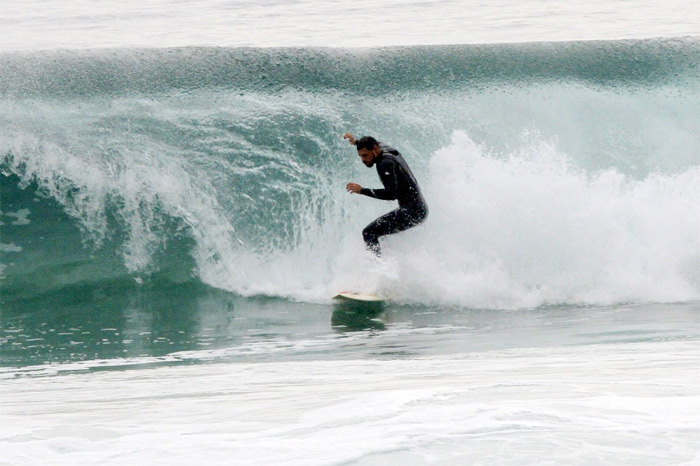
[333,291,387,302]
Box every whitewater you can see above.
[1,2,700,465]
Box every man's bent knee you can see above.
[362,225,381,256]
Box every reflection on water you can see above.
[1,280,334,367]
[331,300,386,331]
[1,281,220,365]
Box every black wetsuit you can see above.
[359,143,428,255]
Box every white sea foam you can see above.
[2,340,698,465]
[386,131,700,308]
[3,208,31,225]
[0,243,23,253]
[218,130,700,308]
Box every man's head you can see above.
[355,136,381,167]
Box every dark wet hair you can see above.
[355,136,379,151]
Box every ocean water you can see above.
[2,2,700,465]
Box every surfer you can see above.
[344,133,428,256]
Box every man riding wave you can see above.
[344,132,428,256]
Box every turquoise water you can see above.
[1,30,699,465]
[3,285,699,373]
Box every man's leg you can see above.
[362,208,421,256]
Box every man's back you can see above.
[375,143,427,212]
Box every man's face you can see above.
[357,145,380,167]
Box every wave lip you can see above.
[0,38,698,98]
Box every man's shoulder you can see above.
[379,142,401,156]
[377,155,399,171]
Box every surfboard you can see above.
[333,291,387,302]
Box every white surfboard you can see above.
[333,291,387,302]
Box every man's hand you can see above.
[346,182,362,194]
[343,132,356,145]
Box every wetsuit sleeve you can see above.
[360,159,399,201]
